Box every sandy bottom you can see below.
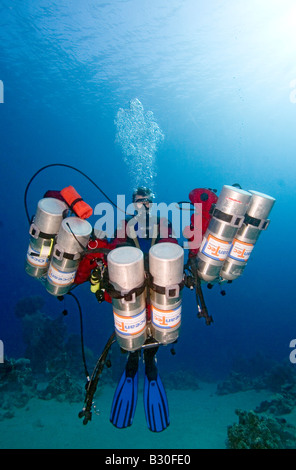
[1,382,292,450]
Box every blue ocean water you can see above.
[0,0,296,451]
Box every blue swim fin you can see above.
[110,352,139,429]
[143,348,170,432]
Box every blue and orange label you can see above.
[47,265,76,286]
[151,305,181,330]
[228,239,254,262]
[113,308,146,336]
[201,234,231,261]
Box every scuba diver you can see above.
[75,186,179,432]
[108,186,177,432]
[24,164,276,433]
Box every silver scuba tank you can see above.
[25,198,68,278]
[46,217,92,296]
[197,185,252,282]
[220,190,276,281]
[107,246,147,352]
[149,242,184,345]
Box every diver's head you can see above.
[132,186,154,212]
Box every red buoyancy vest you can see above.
[60,186,93,219]
[43,190,66,202]
[75,218,179,302]
[74,238,110,284]
[183,188,218,257]
[74,238,118,303]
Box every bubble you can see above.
[115,98,164,191]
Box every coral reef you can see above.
[37,371,85,403]
[218,354,296,448]
[0,295,116,423]
[15,296,67,374]
[216,352,275,395]
[231,352,274,379]
[216,371,261,395]
[220,356,296,448]
[255,378,296,416]
[226,409,296,449]
[217,356,296,400]
[14,296,94,378]
[264,362,296,393]
[255,394,295,416]
[0,357,35,394]
[0,357,36,420]
[0,295,99,421]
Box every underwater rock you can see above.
[216,352,273,395]
[23,312,67,374]
[216,371,259,395]
[38,371,84,403]
[0,357,36,416]
[0,410,15,421]
[15,296,94,380]
[217,357,296,397]
[255,395,295,416]
[46,334,94,380]
[164,370,200,390]
[15,296,68,374]
[255,380,296,416]
[226,409,296,449]
[231,352,275,379]
[0,357,35,391]
[264,362,296,393]
[13,296,98,405]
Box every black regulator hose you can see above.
[66,292,90,380]
[24,163,120,225]
[79,332,116,425]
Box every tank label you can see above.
[47,265,76,286]
[114,309,146,336]
[27,246,49,267]
[228,239,254,262]
[151,305,182,330]
[201,234,231,261]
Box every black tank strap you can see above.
[105,281,147,301]
[69,197,83,211]
[212,208,243,227]
[148,272,184,297]
[244,213,269,230]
